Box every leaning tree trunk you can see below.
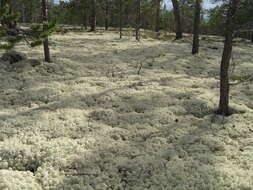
[90,0,96,32]
[105,0,109,30]
[155,0,160,32]
[217,0,240,116]
[135,0,141,41]
[192,0,201,54]
[171,0,183,39]
[119,0,123,38]
[41,0,51,62]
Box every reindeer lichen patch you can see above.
[0,32,252,190]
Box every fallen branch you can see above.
[229,74,253,86]
[65,172,99,176]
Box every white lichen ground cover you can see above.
[0,31,252,190]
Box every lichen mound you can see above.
[0,170,42,190]
[1,50,27,64]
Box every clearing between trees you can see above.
[0,31,252,189]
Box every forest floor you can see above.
[0,31,252,190]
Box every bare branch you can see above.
[229,75,253,86]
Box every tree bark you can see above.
[136,0,141,41]
[41,0,51,63]
[27,1,33,23]
[83,8,88,29]
[82,0,88,29]
[124,3,129,26]
[171,0,183,39]
[192,0,201,54]
[22,2,26,23]
[90,0,96,32]
[110,7,115,27]
[217,0,240,116]
[119,0,123,38]
[155,0,160,32]
[105,0,109,30]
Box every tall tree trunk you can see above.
[41,0,51,63]
[83,8,88,29]
[171,0,182,39]
[90,0,96,32]
[119,0,123,38]
[82,0,88,29]
[251,32,253,43]
[22,2,26,23]
[105,0,109,30]
[192,0,201,54]
[135,0,141,41]
[124,3,129,26]
[110,8,114,27]
[217,0,240,116]
[27,1,33,23]
[155,0,160,32]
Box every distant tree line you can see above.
[7,1,251,38]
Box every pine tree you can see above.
[90,0,96,32]
[192,0,201,54]
[41,0,51,62]
[136,0,141,41]
[217,0,240,116]
[105,0,109,30]
[155,0,161,32]
[171,0,183,39]
[119,0,123,38]
[0,3,56,58]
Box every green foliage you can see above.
[0,4,20,49]
[0,4,56,51]
[205,5,225,35]
[27,22,57,47]
[205,0,253,36]
[0,4,19,23]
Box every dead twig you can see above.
[65,172,99,176]
[137,61,143,75]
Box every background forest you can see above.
[9,0,253,38]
